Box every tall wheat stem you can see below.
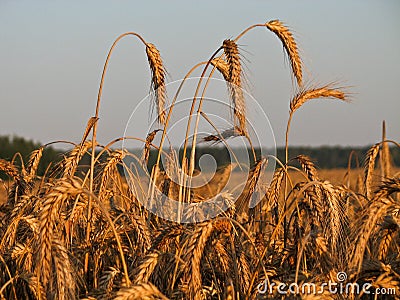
[180,48,223,176]
[283,112,294,245]
[86,32,147,278]
[152,61,209,222]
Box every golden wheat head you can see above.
[290,84,348,113]
[222,39,247,135]
[146,43,167,125]
[266,19,302,86]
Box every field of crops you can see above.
[0,20,399,300]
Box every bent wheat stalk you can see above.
[87,32,164,275]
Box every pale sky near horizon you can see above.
[0,0,399,149]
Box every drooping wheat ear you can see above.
[146,43,167,125]
[35,178,84,288]
[62,141,92,178]
[0,159,20,182]
[295,155,319,181]
[133,252,160,284]
[301,183,325,228]
[152,224,183,251]
[81,116,98,144]
[350,178,400,273]
[202,126,246,143]
[319,181,346,254]
[265,167,285,224]
[223,39,246,134]
[26,147,44,182]
[236,158,267,214]
[114,282,168,300]
[52,237,76,300]
[266,20,302,86]
[290,85,347,114]
[142,129,160,164]
[6,199,39,241]
[183,221,214,300]
[213,239,231,274]
[364,143,380,200]
[126,210,152,251]
[99,150,126,201]
[237,249,251,293]
[0,159,25,199]
[378,216,398,260]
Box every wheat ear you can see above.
[363,143,380,200]
[26,147,44,183]
[146,43,167,125]
[223,39,247,135]
[35,178,83,288]
[290,85,347,114]
[266,20,302,86]
[142,129,161,164]
[380,120,391,178]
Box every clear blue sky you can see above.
[0,0,399,147]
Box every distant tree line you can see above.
[147,145,400,170]
[278,145,400,169]
[1,135,399,180]
[0,135,62,179]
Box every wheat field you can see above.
[0,20,399,300]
